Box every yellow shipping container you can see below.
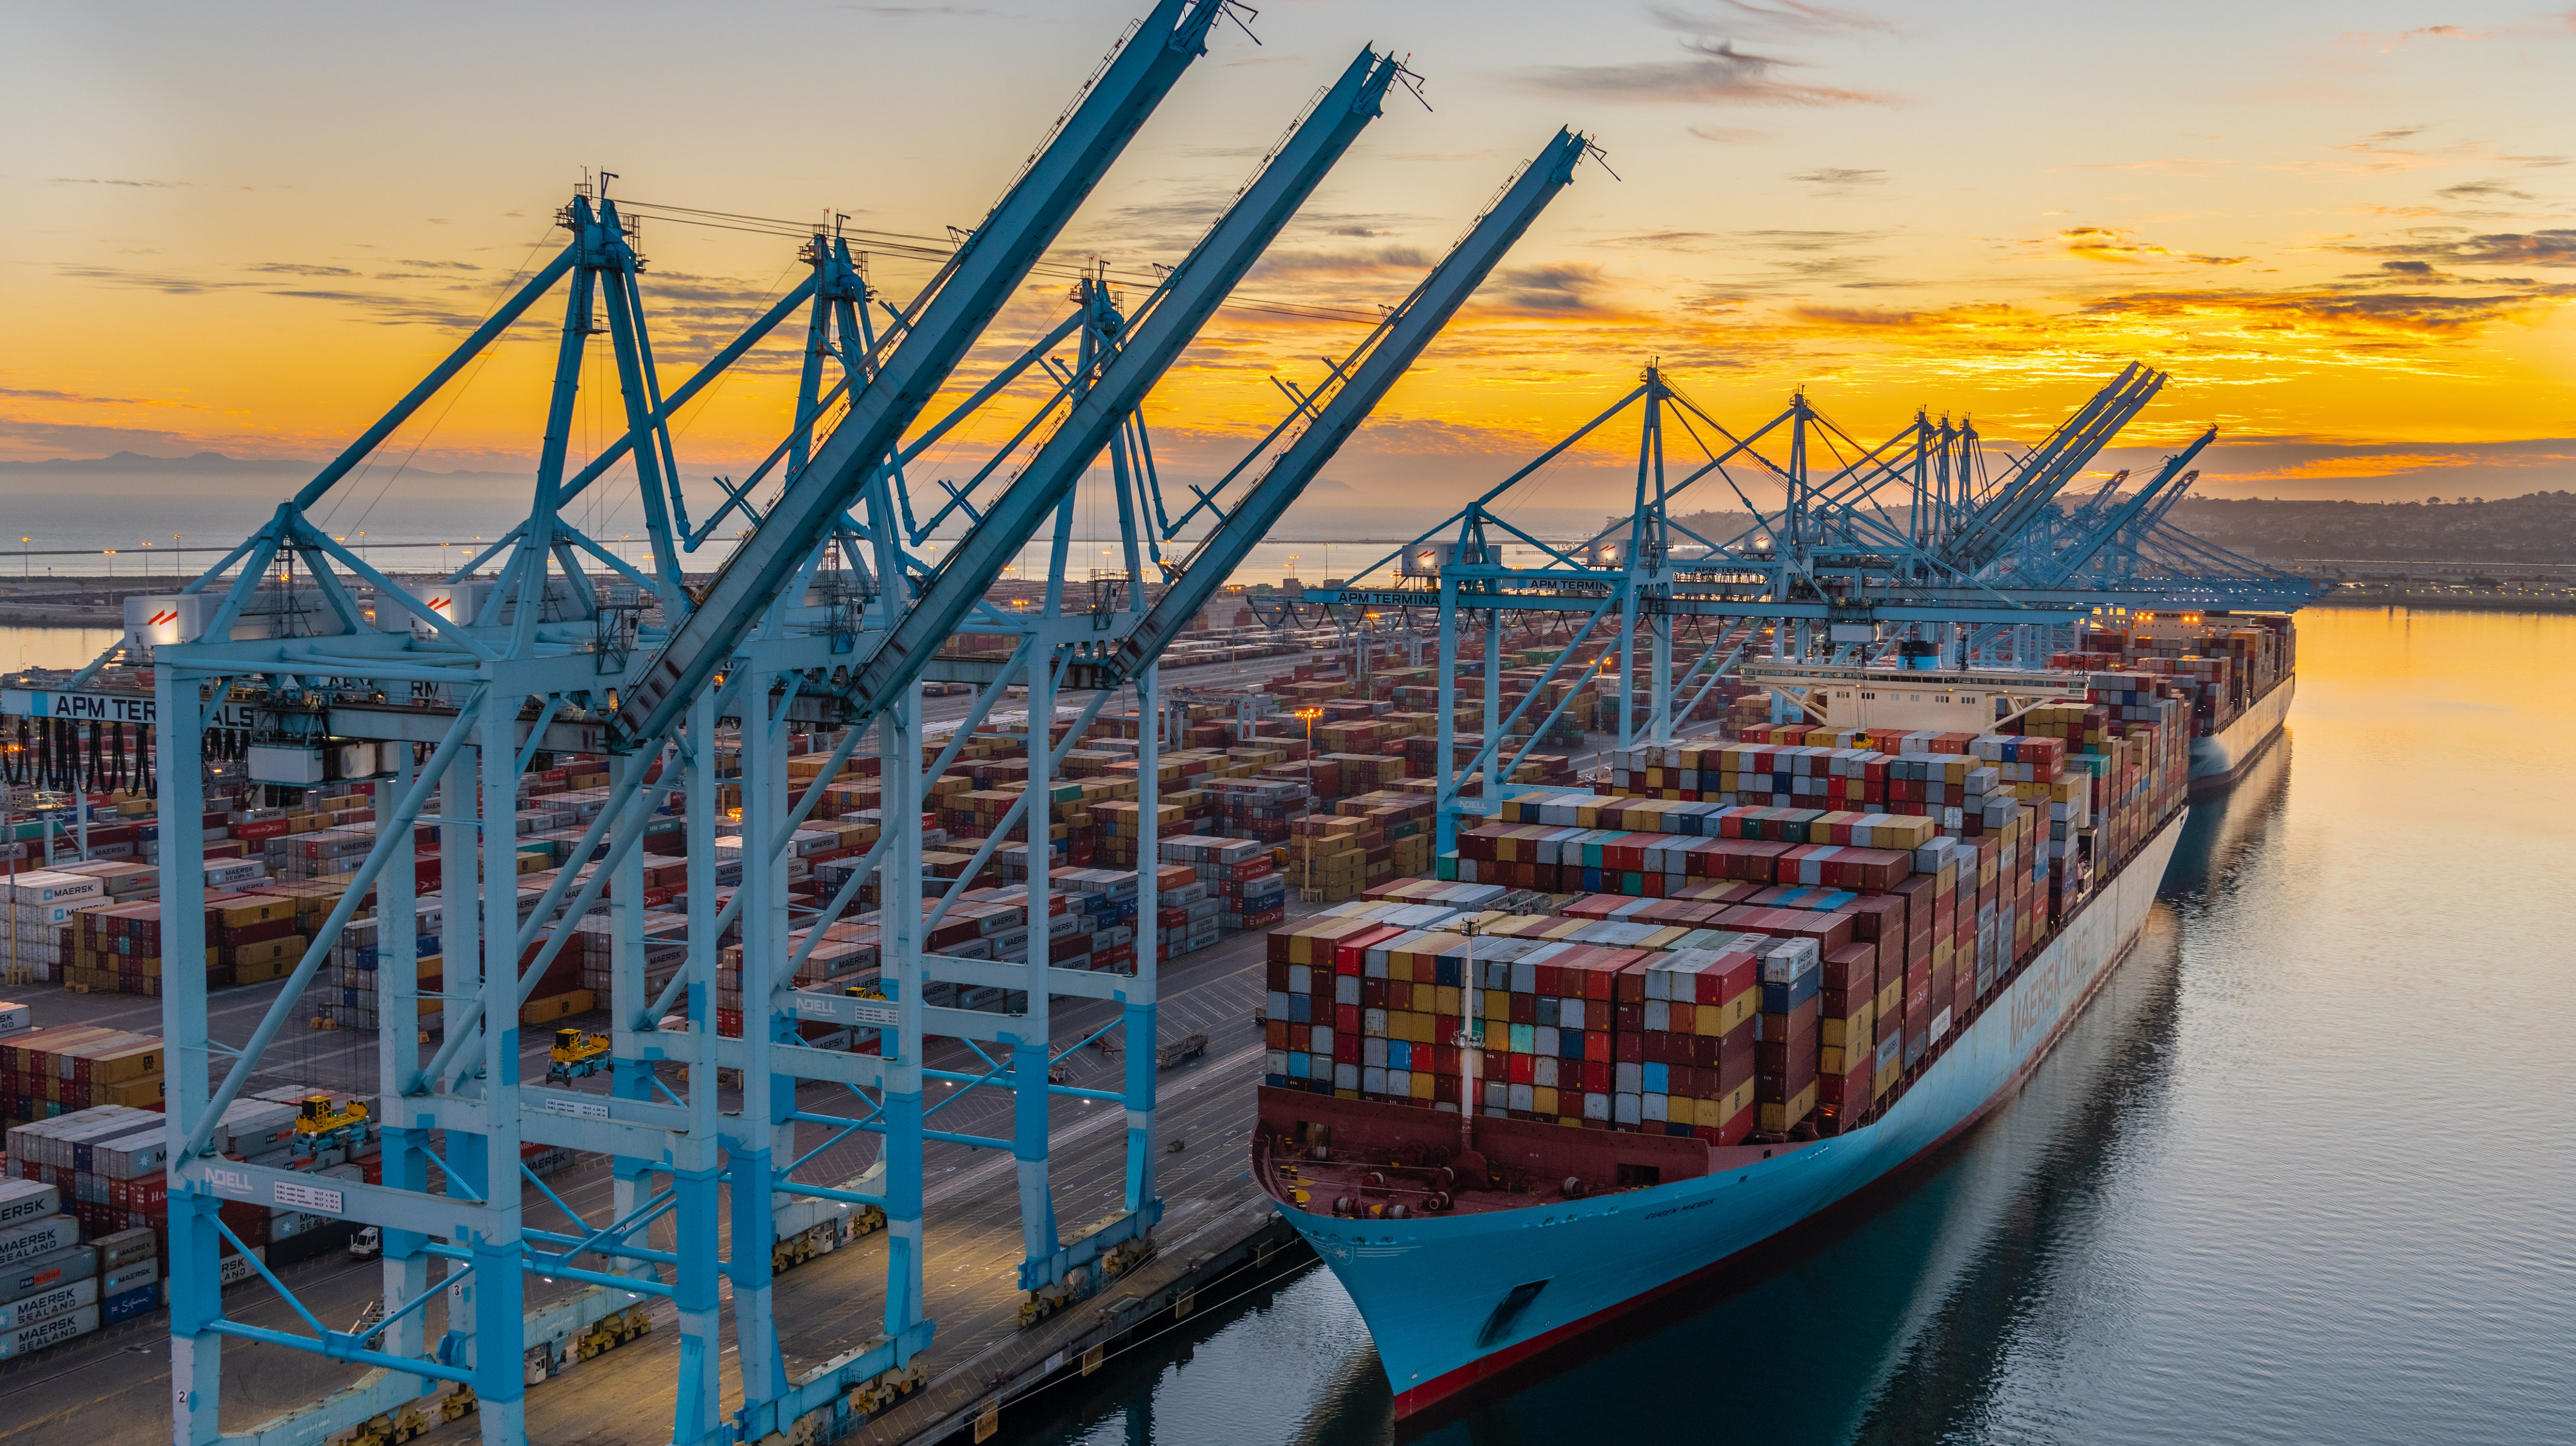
[1760,1080,1819,1133]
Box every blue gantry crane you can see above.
[109,6,1596,1445]
[1286,362,2319,852]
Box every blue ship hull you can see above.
[1270,810,2187,1416]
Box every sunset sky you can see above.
[4,0,2572,551]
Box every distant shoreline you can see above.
[2305,594,2576,615]
[8,597,2576,636]
[0,605,119,628]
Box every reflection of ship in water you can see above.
[1843,905,2188,1444]
[2164,727,2294,903]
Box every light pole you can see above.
[1294,706,1323,901]
[1360,611,1379,697]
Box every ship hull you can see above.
[2187,674,2293,794]
[1275,811,2188,1418]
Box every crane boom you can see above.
[825,47,1404,726]
[611,0,1230,749]
[2034,426,2215,586]
[1078,128,1591,690]
[1944,364,2163,572]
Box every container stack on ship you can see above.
[2044,612,2295,788]
[1255,656,2222,1415]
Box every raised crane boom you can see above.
[1078,127,1592,690]
[611,0,1231,749]
[1943,363,2164,573]
[825,46,1405,726]
[2031,425,2215,587]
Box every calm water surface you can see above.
[1012,608,2576,1446]
[0,624,122,673]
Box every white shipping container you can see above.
[0,1217,78,1270]
[0,1181,60,1232]
[213,1099,299,1156]
[0,1303,97,1358]
[91,1126,167,1180]
[0,1274,96,1331]
[0,1245,96,1304]
[0,1002,30,1038]
[4,871,101,907]
[204,859,266,887]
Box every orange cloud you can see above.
[2059,227,2247,266]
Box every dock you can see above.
[0,910,1317,1446]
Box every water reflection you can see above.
[0,624,122,673]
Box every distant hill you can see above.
[0,450,311,476]
[0,450,526,483]
[2165,492,2576,566]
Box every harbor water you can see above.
[1006,606,2576,1446]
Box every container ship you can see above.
[2044,612,2295,793]
[1253,647,2258,1417]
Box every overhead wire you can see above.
[326,223,567,537]
[617,199,1386,327]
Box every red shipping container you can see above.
[1717,1019,1756,1087]
[1816,1062,1876,1134]
[1820,940,1878,995]
[1755,1062,1815,1101]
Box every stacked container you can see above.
[1636,943,1761,1143]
